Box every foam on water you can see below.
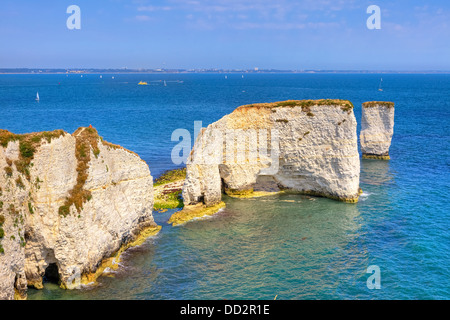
[359,191,373,201]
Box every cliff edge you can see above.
[0,127,158,300]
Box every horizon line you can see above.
[0,67,450,74]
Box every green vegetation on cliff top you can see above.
[0,129,66,180]
[240,99,354,112]
[362,101,395,108]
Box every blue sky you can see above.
[0,0,449,70]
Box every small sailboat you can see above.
[378,78,383,91]
[35,92,40,101]
[225,75,227,79]
[242,75,244,79]
[164,80,167,87]
[100,75,102,79]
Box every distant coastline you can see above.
[0,68,449,74]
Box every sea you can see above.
[0,73,448,300]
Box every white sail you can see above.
[36,92,39,101]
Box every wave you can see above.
[359,191,374,201]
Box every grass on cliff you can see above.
[0,129,66,180]
[58,126,141,217]
[4,166,12,177]
[0,214,4,254]
[154,168,186,187]
[362,101,395,108]
[100,137,140,158]
[0,215,4,238]
[240,99,354,113]
[154,190,184,210]
[153,168,186,210]
[58,127,99,217]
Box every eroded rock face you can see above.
[0,128,156,299]
[360,101,395,160]
[182,100,361,210]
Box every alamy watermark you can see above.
[366,265,381,289]
[65,5,380,31]
[67,5,81,30]
[171,121,280,175]
[367,5,381,30]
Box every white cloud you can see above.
[137,5,172,12]
[134,0,357,30]
[135,15,152,21]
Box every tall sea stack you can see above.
[360,101,395,160]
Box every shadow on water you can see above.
[358,159,397,217]
[360,159,395,187]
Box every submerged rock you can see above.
[360,101,395,160]
[171,99,361,225]
[0,127,158,299]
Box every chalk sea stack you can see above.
[169,99,361,226]
[0,127,159,300]
[360,101,395,160]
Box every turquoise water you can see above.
[0,73,449,299]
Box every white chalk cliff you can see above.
[180,100,361,217]
[0,127,157,300]
[360,101,395,160]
